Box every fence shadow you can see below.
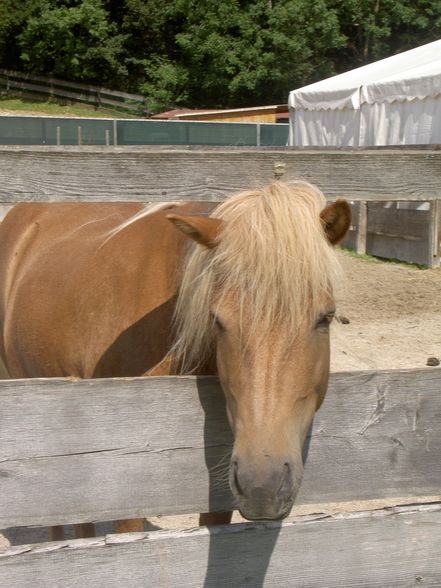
[196,377,282,587]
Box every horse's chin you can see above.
[238,504,293,522]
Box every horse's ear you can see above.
[166,213,223,249]
[320,200,351,245]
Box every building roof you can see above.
[150,108,218,119]
[152,105,288,120]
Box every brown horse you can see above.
[0,181,350,536]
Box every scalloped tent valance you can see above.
[288,40,441,146]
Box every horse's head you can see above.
[168,182,350,521]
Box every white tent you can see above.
[288,39,441,147]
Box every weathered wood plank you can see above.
[0,146,440,203]
[365,201,433,264]
[0,369,440,528]
[1,504,441,587]
[366,233,432,266]
[0,69,146,109]
[2,81,143,111]
[355,200,367,254]
[368,202,430,240]
[428,200,441,268]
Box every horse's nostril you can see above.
[277,462,294,501]
[232,460,244,496]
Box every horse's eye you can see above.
[315,311,335,330]
[211,313,226,332]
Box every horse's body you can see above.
[0,201,215,379]
[0,182,350,531]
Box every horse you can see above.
[0,181,350,538]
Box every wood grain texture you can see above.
[1,504,441,587]
[368,202,430,240]
[0,146,440,203]
[428,200,441,267]
[366,233,432,266]
[366,201,431,264]
[355,201,367,254]
[0,369,440,528]
[340,200,437,265]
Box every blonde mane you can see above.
[172,181,342,372]
[101,202,179,247]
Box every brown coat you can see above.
[0,202,213,378]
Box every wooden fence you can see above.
[1,146,441,586]
[341,200,441,266]
[1,369,441,586]
[0,69,148,114]
[0,145,439,265]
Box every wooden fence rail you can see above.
[342,200,441,266]
[0,69,148,113]
[0,146,440,204]
[1,369,440,529]
[1,145,440,265]
[1,368,441,586]
[2,504,441,588]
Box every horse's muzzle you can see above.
[230,457,302,521]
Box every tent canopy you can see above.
[289,40,441,146]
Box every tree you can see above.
[120,0,189,108]
[17,0,127,85]
[330,0,441,71]
[0,0,41,70]
[1,0,441,111]
[149,0,347,107]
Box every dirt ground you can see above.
[331,250,441,371]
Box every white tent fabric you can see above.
[288,40,441,146]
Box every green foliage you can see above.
[330,0,441,69]
[166,0,346,106]
[18,0,127,84]
[344,248,429,270]
[0,0,41,67]
[136,57,189,112]
[0,0,440,111]
[122,0,189,109]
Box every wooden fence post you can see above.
[428,199,441,268]
[356,200,367,255]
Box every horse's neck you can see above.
[144,350,217,377]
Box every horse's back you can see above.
[0,202,209,378]
[0,203,144,292]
